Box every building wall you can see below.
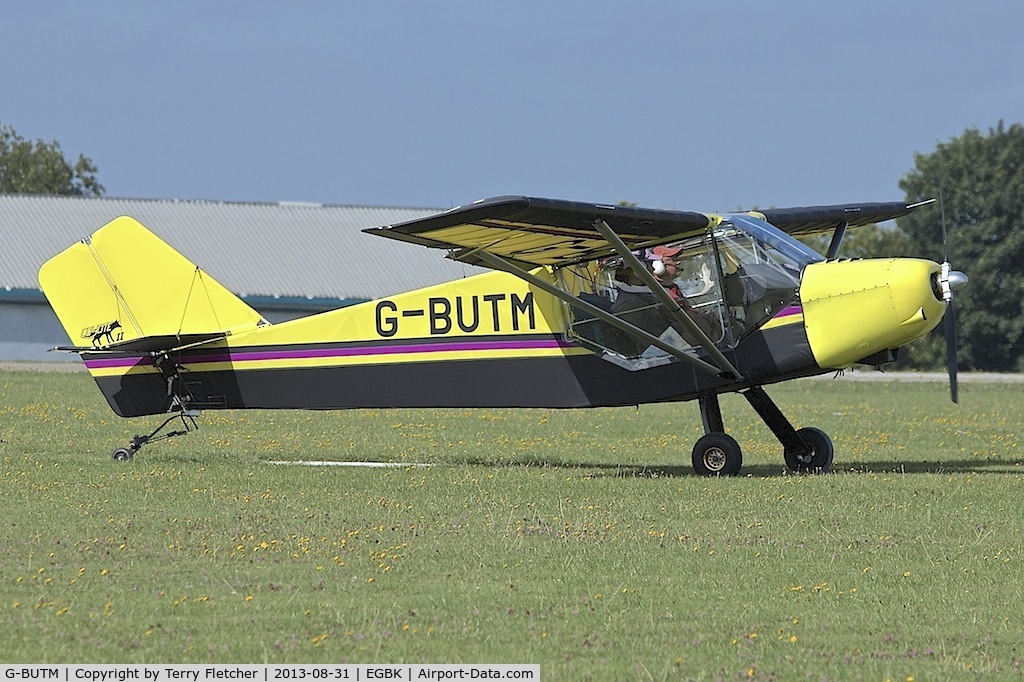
[0,302,77,362]
[0,296,367,362]
[1,194,486,362]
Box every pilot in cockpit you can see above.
[649,245,687,300]
[609,246,722,354]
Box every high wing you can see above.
[749,201,923,238]
[365,196,711,268]
[367,197,923,267]
[368,196,741,379]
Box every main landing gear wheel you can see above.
[784,427,834,473]
[691,432,743,476]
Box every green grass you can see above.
[1,370,1023,679]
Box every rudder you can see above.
[39,216,267,352]
[39,217,268,417]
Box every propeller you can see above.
[937,187,968,403]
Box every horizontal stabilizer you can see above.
[51,333,230,355]
[38,216,267,353]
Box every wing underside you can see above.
[365,196,712,268]
[368,197,920,268]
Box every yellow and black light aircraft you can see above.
[38,196,967,474]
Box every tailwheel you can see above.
[784,427,834,473]
[691,432,743,476]
[112,447,135,462]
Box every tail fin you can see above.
[39,216,267,353]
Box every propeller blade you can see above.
[939,185,949,263]
[944,301,959,404]
[936,181,963,403]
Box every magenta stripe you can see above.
[84,338,573,370]
[773,305,803,318]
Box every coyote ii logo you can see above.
[81,320,123,347]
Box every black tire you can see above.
[784,427,833,473]
[112,447,134,462]
[691,433,743,476]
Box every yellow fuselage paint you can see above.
[85,267,585,379]
[799,258,945,368]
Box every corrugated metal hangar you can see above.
[0,194,484,361]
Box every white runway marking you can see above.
[265,460,432,468]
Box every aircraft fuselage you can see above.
[83,257,945,417]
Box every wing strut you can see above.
[85,236,145,338]
[471,250,725,376]
[591,220,743,380]
[825,221,848,260]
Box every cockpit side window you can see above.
[713,220,804,335]
[558,234,732,367]
[560,217,810,369]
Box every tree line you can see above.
[0,122,103,196]
[829,121,1023,373]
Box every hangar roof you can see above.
[0,194,484,301]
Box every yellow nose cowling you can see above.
[800,258,946,369]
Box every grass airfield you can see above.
[1,368,1022,679]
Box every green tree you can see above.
[0,122,104,196]
[897,121,1024,371]
[838,223,912,260]
[799,222,912,260]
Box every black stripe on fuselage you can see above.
[92,323,822,417]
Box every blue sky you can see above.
[3,1,1021,212]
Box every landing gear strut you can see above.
[111,409,200,461]
[691,387,833,476]
[111,351,201,461]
